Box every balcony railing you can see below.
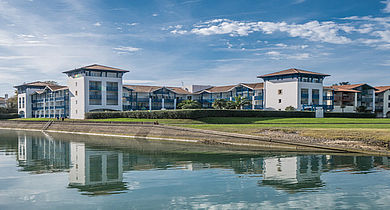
[254,95,263,100]
[89,95,102,99]
[89,86,101,91]
[323,96,334,100]
[312,94,320,99]
[106,87,118,91]
[301,94,309,98]
[107,96,118,100]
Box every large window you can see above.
[301,89,309,105]
[312,89,320,105]
[89,81,102,105]
[106,82,118,105]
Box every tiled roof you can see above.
[329,83,377,92]
[14,81,56,88]
[375,86,390,93]
[241,82,264,90]
[63,64,129,73]
[258,68,330,78]
[123,85,192,94]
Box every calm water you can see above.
[1,129,390,209]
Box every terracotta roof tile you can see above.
[375,86,390,93]
[63,64,129,73]
[329,83,377,92]
[258,68,330,78]
[123,85,192,94]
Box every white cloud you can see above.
[294,0,306,4]
[113,46,141,52]
[266,51,281,56]
[381,0,390,13]
[93,22,101,26]
[189,19,352,44]
[152,13,158,17]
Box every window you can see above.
[388,95,390,100]
[75,109,77,114]
[75,91,78,96]
[301,89,309,105]
[312,89,320,105]
[278,99,282,103]
[388,103,390,108]
[75,82,77,87]
[75,100,77,105]
[90,71,101,77]
[106,82,118,105]
[278,89,283,95]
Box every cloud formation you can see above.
[186,19,353,44]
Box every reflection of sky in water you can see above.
[0,129,390,209]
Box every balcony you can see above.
[106,87,118,91]
[89,95,102,99]
[312,94,320,99]
[301,93,309,98]
[254,95,263,100]
[89,86,101,91]
[106,96,118,100]
[323,96,334,100]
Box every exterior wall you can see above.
[332,105,355,113]
[298,81,324,110]
[68,75,123,119]
[84,76,123,113]
[264,79,298,110]
[183,85,212,93]
[68,77,86,119]
[376,90,390,117]
[17,88,40,118]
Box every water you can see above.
[1,129,390,209]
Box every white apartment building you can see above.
[258,68,331,111]
[63,64,129,119]
[375,86,390,118]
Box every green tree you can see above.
[230,96,251,110]
[177,100,202,109]
[212,99,228,109]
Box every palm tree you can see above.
[232,96,251,109]
[177,100,202,109]
[212,99,228,109]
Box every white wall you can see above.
[68,75,123,119]
[264,79,298,110]
[68,77,86,119]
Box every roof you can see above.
[197,82,264,94]
[63,64,129,73]
[123,85,192,94]
[14,81,56,88]
[375,86,390,93]
[328,83,377,92]
[258,68,330,78]
[241,82,264,90]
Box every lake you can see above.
[0,129,390,209]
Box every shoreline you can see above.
[1,120,389,156]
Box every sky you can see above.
[1,0,390,96]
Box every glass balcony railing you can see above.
[107,96,118,100]
[106,87,118,91]
[89,95,102,99]
[89,86,101,91]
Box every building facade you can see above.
[15,65,390,118]
[258,68,332,111]
[375,86,390,118]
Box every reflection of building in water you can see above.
[68,142,127,196]
[261,156,325,192]
[17,134,70,173]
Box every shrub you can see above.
[177,100,202,109]
[212,99,228,109]
[0,113,19,119]
[285,106,295,111]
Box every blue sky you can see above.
[1,0,390,96]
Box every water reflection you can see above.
[68,142,126,196]
[4,130,390,196]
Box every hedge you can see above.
[85,109,376,119]
[0,113,19,120]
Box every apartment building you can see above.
[375,86,390,118]
[63,64,129,119]
[15,65,390,118]
[258,68,332,111]
[325,84,377,113]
